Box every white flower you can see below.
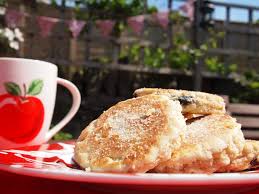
[36,0,50,4]
[181,44,188,51]
[9,41,19,50]
[0,27,24,50]
[3,28,15,41]
[0,7,6,15]
[14,28,24,42]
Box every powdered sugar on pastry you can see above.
[74,94,186,173]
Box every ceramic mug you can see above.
[0,58,81,149]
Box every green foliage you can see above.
[168,34,194,70]
[0,0,5,6]
[0,34,11,53]
[144,47,165,68]
[50,0,157,37]
[237,70,259,89]
[118,44,141,64]
[129,44,141,63]
[205,56,237,75]
[164,14,226,71]
[93,56,112,64]
[120,44,165,68]
[50,0,58,6]
[119,28,226,72]
[72,0,156,20]
[76,0,156,36]
[207,29,225,48]
[50,0,229,74]
[53,131,73,141]
[168,48,192,70]
[205,56,224,74]
[147,6,158,14]
[170,12,186,24]
[167,29,225,71]
[230,70,259,103]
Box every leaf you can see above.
[4,82,21,96]
[249,81,259,89]
[27,79,44,96]
[228,64,237,73]
[53,132,73,141]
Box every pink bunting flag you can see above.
[153,12,169,29]
[5,9,24,28]
[127,15,145,35]
[179,0,195,21]
[68,19,86,38]
[96,20,115,37]
[37,16,59,38]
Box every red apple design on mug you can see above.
[0,79,44,143]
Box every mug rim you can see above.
[0,57,58,71]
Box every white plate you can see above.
[0,142,258,193]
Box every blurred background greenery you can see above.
[1,0,259,139]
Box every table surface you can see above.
[0,140,258,194]
[0,170,259,194]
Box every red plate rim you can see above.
[0,163,259,186]
[0,142,258,186]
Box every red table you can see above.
[0,170,259,194]
[0,141,258,194]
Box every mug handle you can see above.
[45,78,81,142]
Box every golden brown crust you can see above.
[133,88,226,115]
[74,94,186,173]
[217,140,259,172]
[153,114,245,173]
[75,88,257,174]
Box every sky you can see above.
[213,0,259,22]
[59,0,259,23]
[149,0,259,22]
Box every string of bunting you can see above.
[5,1,193,38]
[5,9,86,38]
[179,0,195,21]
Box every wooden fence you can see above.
[6,0,259,84]
[223,96,259,139]
[3,0,259,137]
